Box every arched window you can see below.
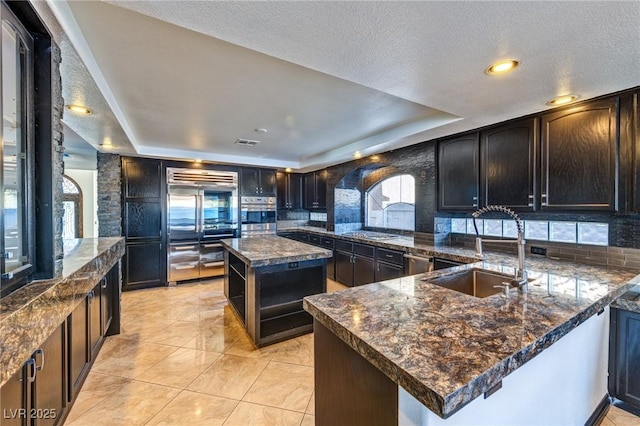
[62,175,83,239]
[365,174,415,231]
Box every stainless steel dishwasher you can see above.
[404,254,466,275]
[403,254,434,275]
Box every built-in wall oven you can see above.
[240,196,276,237]
[167,168,239,283]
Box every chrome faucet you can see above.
[472,206,528,287]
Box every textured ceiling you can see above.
[47,1,640,171]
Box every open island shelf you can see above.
[222,236,332,347]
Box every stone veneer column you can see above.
[52,43,65,275]
[97,153,122,237]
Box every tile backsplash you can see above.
[447,232,640,271]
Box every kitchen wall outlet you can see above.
[530,246,547,256]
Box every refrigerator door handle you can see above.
[197,191,203,234]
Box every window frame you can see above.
[0,2,35,296]
[365,173,416,232]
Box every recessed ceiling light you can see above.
[547,95,578,106]
[285,167,292,172]
[66,104,92,115]
[194,159,202,163]
[354,151,362,159]
[485,60,520,75]
[254,128,268,133]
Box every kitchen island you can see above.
[221,235,332,347]
[304,258,640,425]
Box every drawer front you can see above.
[200,259,224,278]
[335,240,353,252]
[299,233,310,242]
[354,243,374,258]
[169,261,200,281]
[376,248,404,266]
[200,242,224,262]
[320,237,335,249]
[310,235,321,246]
[169,244,199,263]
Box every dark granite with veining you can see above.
[0,237,124,387]
[611,285,640,314]
[221,236,332,267]
[297,226,640,418]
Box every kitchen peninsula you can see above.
[221,235,332,347]
[0,238,124,425]
[304,258,640,425]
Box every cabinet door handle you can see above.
[175,264,196,270]
[541,193,548,206]
[203,243,222,248]
[34,348,45,371]
[385,254,393,258]
[101,278,108,289]
[174,245,196,251]
[25,358,36,383]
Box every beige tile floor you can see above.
[63,278,640,426]
[64,278,346,426]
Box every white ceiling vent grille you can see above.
[235,138,260,146]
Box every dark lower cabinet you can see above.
[353,255,375,286]
[335,250,354,286]
[610,307,640,413]
[123,241,164,289]
[374,248,405,282]
[89,284,102,360]
[1,264,120,426]
[1,367,26,426]
[32,325,66,426]
[68,299,89,400]
[334,241,377,287]
[0,324,66,426]
[375,261,404,281]
[319,237,335,280]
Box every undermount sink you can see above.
[423,268,529,298]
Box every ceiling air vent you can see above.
[235,138,260,147]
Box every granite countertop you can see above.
[279,225,480,264]
[612,285,640,314]
[304,256,640,418]
[221,235,332,267]
[0,237,125,387]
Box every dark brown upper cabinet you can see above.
[480,118,537,211]
[277,172,303,210]
[241,168,276,196]
[122,157,161,198]
[541,97,618,211]
[438,134,480,211]
[304,170,327,210]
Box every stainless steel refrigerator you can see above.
[167,168,239,283]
